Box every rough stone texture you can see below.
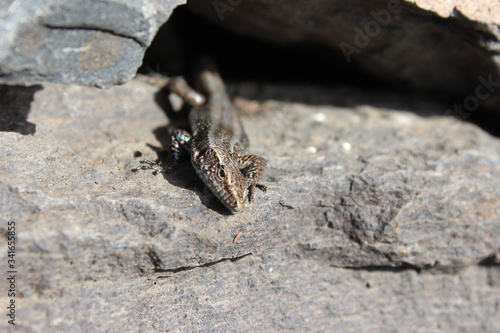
[188,0,500,110]
[413,0,500,23]
[1,78,499,331]
[0,0,185,88]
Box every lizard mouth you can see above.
[216,189,244,213]
[218,188,245,213]
[232,202,244,213]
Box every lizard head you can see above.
[192,147,246,213]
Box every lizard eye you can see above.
[218,167,226,178]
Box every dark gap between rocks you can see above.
[478,253,500,266]
[0,85,42,135]
[140,5,500,137]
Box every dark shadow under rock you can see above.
[0,85,41,135]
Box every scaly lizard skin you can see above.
[169,57,267,213]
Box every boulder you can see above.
[0,78,498,331]
[0,0,185,88]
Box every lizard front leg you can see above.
[238,154,267,203]
[170,129,192,169]
[166,75,204,171]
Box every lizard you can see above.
[167,57,267,213]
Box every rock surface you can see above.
[1,1,499,331]
[414,0,500,23]
[0,0,185,88]
[0,78,499,331]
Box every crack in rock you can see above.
[156,253,253,276]
[41,24,146,47]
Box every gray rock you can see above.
[0,77,498,331]
[0,0,185,88]
[14,253,500,332]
